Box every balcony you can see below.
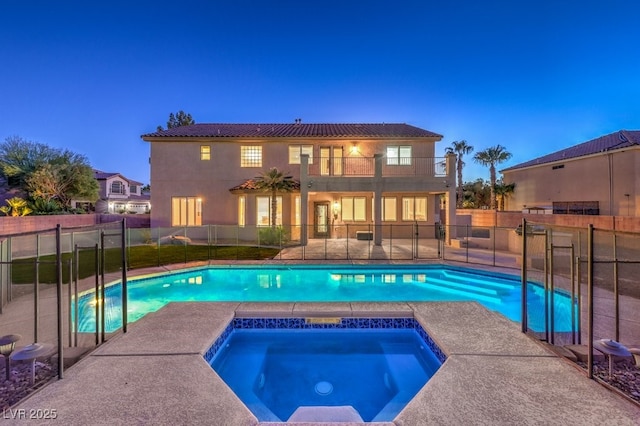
[307,157,448,178]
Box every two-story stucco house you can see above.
[501,130,640,216]
[141,122,456,244]
[93,170,150,214]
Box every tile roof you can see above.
[94,170,119,180]
[142,123,442,139]
[502,130,640,172]
[93,169,143,185]
[229,178,301,192]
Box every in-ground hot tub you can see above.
[205,317,445,422]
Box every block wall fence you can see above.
[0,214,150,236]
[457,210,640,232]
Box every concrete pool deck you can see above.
[8,301,640,425]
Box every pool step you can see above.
[417,281,503,303]
[424,277,503,296]
[414,278,506,304]
[440,270,518,289]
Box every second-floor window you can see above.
[111,181,125,194]
[288,145,314,164]
[387,146,412,165]
[201,146,211,160]
[241,146,262,167]
[130,185,138,194]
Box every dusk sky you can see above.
[2,1,638,186]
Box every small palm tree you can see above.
[445,140,474,209]
[254,167,297,228]
[0,197,32,216]
[474,145,512,210]
[494,181,516,211]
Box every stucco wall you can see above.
[502,148,639,216]
[149,137,441,228]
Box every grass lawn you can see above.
[11,245,280,284]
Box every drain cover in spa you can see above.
[315,381,333,395]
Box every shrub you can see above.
[258,226,289,246]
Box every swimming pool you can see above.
[76,264,574,333]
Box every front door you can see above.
[314,202,330,237]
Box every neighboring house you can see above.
[76,170,150,214]
[141,122,457,244]
[501,130,640,216]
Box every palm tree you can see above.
[494,180,516,211]
[473,145,513,210]
[254,167,297,228]
[445,140,474,209]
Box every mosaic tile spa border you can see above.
[203,317,446,364]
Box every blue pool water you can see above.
[210,328,442,422]
[76,264,574,333]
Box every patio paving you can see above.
[1,241,639,423]
[6,301,640,425]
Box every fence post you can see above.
[612,233,619,341]
[55,224,64,379]
[68,259,73,348]
[35,234,40,342]
[587,224,594,379]
[465,224,469,263]
[74,244,79,347]
[520,218,528,333]
[492,225,496,266]
[577,230,582,345]
[94,243,99,346]
[121,219,128,333]
[100,231,106,343]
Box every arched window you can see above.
[111,181,124,194]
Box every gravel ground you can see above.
[1,358,638,411]
[579,360,640,404]
[1,360,56,410]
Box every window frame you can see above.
[256,195,283,226]
[241,146,263,168]
[288,145,314,164]
[171,196,203,226]
[386,145,412,166]
[200,145,211,161]
[401,196,427,221]
[382,197,397,221]
[238,195,246,227]
[341,196,367,222]
[110,181,125,195]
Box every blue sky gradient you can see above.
[2,1,638,185]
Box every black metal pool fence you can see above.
[0,219,638,391]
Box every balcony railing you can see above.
[307,157,447,177]
[383,157,447,177]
